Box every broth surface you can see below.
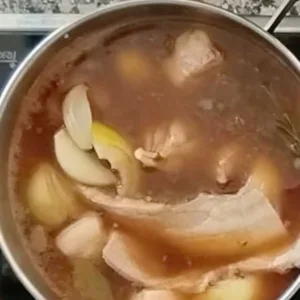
[8,18,300,300]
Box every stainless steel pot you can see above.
[0,0,299,299]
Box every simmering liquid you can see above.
[8,18,300,300]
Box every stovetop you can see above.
[0,31,300,300]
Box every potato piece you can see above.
[131,289,182,300]
[115,48,154,85]
[249,156,282,209]
[194,276,261,300]
[72,259,113,300]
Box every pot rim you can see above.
[0,1,300,299]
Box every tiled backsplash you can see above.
[0,0,299,16]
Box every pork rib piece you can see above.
[78,173,291,293]
[102,230,299,293]
[78,177,287,258]
[165,30,223,86]
[134,120,197,170]
[102,230,212,293]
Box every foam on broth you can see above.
[8,17,300,299]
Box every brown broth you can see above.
[8,18,300,300]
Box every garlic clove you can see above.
[27,163,84,228]
[54,128,116,186]
[56,212,107,262]
[63,84,93,150]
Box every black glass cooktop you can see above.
[0,32,44,300]
[0,32,300,300]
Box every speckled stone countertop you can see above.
[0,0,299,15]
[0,0,299,33]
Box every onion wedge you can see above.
[54,128,116,186]
[63,84,93,150]
[27,163,84,228]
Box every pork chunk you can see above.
[134,120,197,170]
[78,177,287,258]
[102,230,299,293]
[165,30,223,86]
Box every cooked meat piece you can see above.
[164,30,223,86]
[233,236,300,273]
[103,230,298,293]
[206,237,300,288]
[78,176,288,258]
[134,120,198,171]
[78,160,292,293]
[103,230,208,293]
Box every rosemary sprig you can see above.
[262,82,300,157]
[275,113,300,157]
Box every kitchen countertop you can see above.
[0,0,299,15]
[0,0,299,32]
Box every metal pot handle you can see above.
[264,0,299,33]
